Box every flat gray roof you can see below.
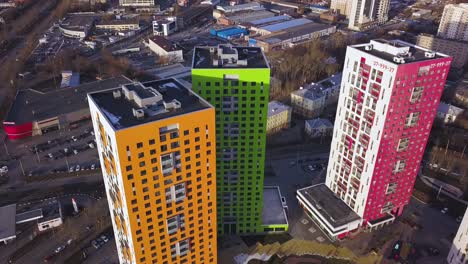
[192,46,269,69]
[262,186,288,225]
[298,184,360,228]
[257,23,335,43]
[90,78,211,130]
[16,209,43,224]
[4,76,131,125]
[0,204,16,242]
[353,39,448,64]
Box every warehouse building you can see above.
[59,13,97,40]
[249,23,336,52]
[3,76,131,140]
[252,18,313,35]
[210,27,248,40]
[217,10,275,25]
[145,36,184,62]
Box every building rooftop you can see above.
[268,101,290,118]
[353,39,449,65]
[0,204,16,242]
[297,184,360,228]
[259,18,312,33]
[305,118,333,129]
[291,73,342,100]
[149,36,177,52]
[89,78,211,130]
[257,22,335,43]
[437,102,464,115]
[248,15,291,26]
[193,45,269,69]
[262,186,288,225]
[217,2,263,13]
[145,63,191,79]
[39,200,62,223]
[96,18,139,26]
[4,76,131,125]
[15,209,43,224]
[59,12,97,32]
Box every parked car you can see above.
[75,165,80,172]
[91,164,96,170]
[100,235,109,243]
[441,207,448,214]
[69,166,75,173]
[73,149,79,155]
[71,136,78,142]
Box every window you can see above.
[386,182,397,195]
[405,112,420,128]
[137,142,143,148]
[397,138,409,152]
[393,160,406,174]
[410,86,424,103]
[418,65,430,77]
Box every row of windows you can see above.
[198,80,264,88]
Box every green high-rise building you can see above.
[192,45,270,235]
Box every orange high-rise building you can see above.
[88,78,217,264]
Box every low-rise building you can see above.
[267,101,291,134]
[95,18,140,31]
[145,36,183,63]
[152,17,177,36]
[416,34,468,69]
[3,76,131,140]
[437,102,464,124]
[59,13,97,40]
[250,22,336,52]
[290,73,341,118]
[411,8,431,19]
[37,200,63,232]
[305,118,333,138]
[447,208,468,264]
[218,10,275,25]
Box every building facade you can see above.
[348,0,390,31]
[119,0,154,6]
[416,34,468,69]
[88,79,217,264]
[192,45,270,235]
[330,0,351,18]
[437,3,468,42]
[448,208,468,264]
[146,36,184,63]
[290,73,341,118]
[267,101,291,134]
[297,39,452,239]
[305,118,333,138]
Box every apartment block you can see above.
[297,39,452,240]
[88,79,217,264]
[330,0,351,18]
[448,208,468,264]
[437,3,468,42]
[192,45,287,235]
[416,34,468,69]
[267,101,291,134]
[290,73,341,118]
[348,0,390,31]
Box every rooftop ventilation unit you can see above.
[425,51,436,58]
[132,108,145,119]
[164,99,181,110]
[113,90,121,99]
[365,44,373,51]
[393,56,406,64]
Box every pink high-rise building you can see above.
[297,39,452,240]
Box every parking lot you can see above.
[1,121,101,187]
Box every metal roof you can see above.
[268,101,291,118]
[259,18,313,32]
[0,204,16,242]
